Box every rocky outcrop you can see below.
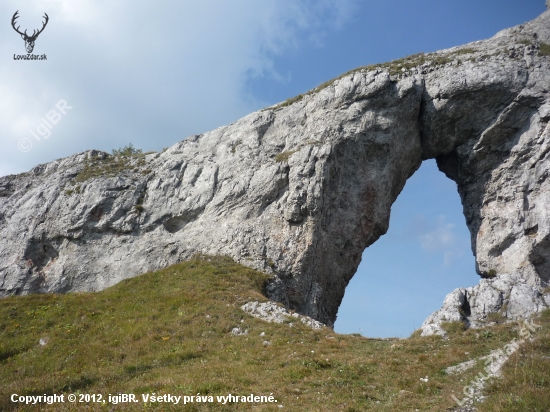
[241,301,324,329]
[421,275,550,336]
[1,8,550,330]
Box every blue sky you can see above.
[1,0,546,337]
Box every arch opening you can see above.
[334,159,478,338]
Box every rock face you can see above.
[421,274,550,336]
[1,9,550,331]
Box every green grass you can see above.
[441,321,467,334]
[65,186,81,196]
[1,256,548,411]
[479,309,550,412]
[453,47,476,55]
[540,42,550,56]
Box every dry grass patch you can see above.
[74,145,153,183]
[74,155,148,182]
[274,150,296,163]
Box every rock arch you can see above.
[1,9,549,332]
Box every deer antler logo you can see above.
[12,11,49,54]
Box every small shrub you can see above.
[540,42,550,56]
[112,143,142,157]
[64,189,74,196]
[482,269,497,279]
[135,204,144,215]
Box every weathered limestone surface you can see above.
[241,301,324,330]
[421,274,550,336]
[1,9,550,331]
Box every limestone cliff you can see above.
[1,8,550,331]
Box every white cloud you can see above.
[419,215,456,252]
[418,215,463,267]
[0,0,356,177]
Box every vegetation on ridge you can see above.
[72,144,153,183]
[112,143,143,157]
[268,47,478,110]
[1,256,549,411]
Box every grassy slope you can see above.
[1,256,548,411]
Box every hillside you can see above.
[1,256,549,411]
